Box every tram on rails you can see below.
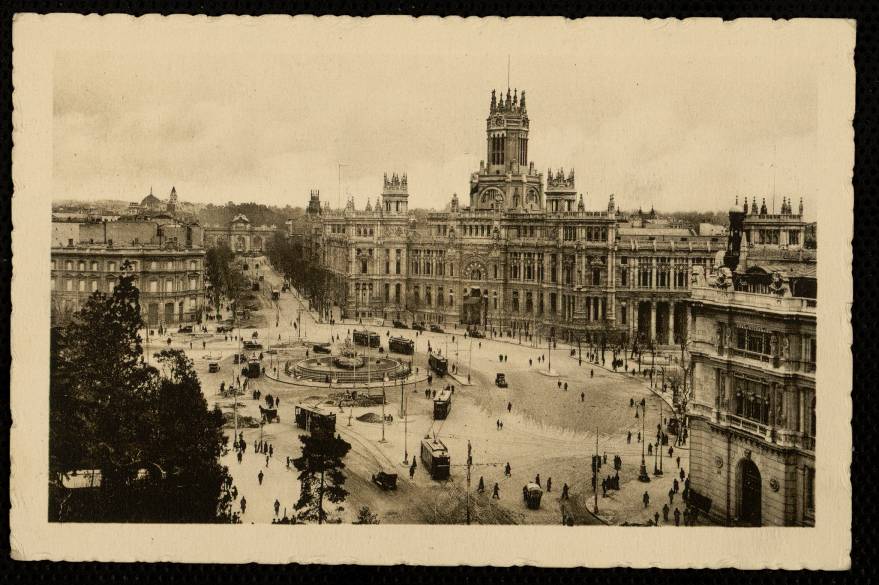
[388,336,415,355]
[353,329,381,348]
[294,404,337,438]
[433,388,452,420]
[428,353,448,376]
[420,437,451,480]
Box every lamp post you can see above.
[654,398,664,476]
[402,378,409,465]
[380,375,388,443]
[638,403,651,483]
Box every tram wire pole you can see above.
[594,425,599,514]
[466,440,472,525]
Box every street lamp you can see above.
[638,403,651,483]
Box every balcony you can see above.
[691,286,816,315]
[693,409,816,452]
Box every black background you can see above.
[0,0,871,580]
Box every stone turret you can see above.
[382,172,409,215]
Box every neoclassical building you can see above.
[687,206,816,526]
[300,89,738,346]
[51,218,206,327]
[204,214,277,254]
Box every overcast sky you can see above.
[52,17,823,218]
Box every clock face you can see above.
[494,116,504,126]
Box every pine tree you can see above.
[292,434,351,524]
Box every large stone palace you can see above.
[299,89,791,347]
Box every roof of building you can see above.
[745,263,817,279]
[618,227,695,237]
[141,193,162,206]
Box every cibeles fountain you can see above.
[289,339,410,384]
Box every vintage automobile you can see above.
[232,353,247,364]
[495,373,508,388]
[216,323,234,333]
[371,470,398,491]
[177,325,194,334]
[208,361,220,373]
[243,340,263,351]
[251,282,260,292]
[392,320,408,329]
[429,324,445,333]
[312,343,332,354]
[467,328,485,339]
[524,483,544,509]
[411,323,426,332]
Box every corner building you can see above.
[687,204,816,526]
[304,89,722,346]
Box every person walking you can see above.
[237,450,243,463]
[668,445,674,458]
[643,491,650,508]
[564,382,568,391]
[258,470,264,485]
[507,402,512,413]
[477,476,485,493]
[581,392,585,402]
[505,462,511,477]
[627,431,632,444]
[668,488,675,505]
[654,511,660,526]
[535,474,541,487]
[409,462,416,479]
[680,467,686,481]
[492,483,500,499]
[673,478,679,493]
[546,477,552,492]
[676,455,681,468]
[562,483,569,500]
[240,497,247,515]
[265,454,270,467]
[590,369,594,378]
[274,499,280,517]
[269,444,274,458]
[674,507,681,526]
[662,503,670,522]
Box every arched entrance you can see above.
[462,287,484,326]
[736,458,762,526]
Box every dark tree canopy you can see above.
[49,272,237,523]
[292,433,351,524]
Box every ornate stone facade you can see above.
[302,90,724,345]
[204,214,276,253]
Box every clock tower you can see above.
[470,88,544,212]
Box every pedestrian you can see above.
[546,477,552,492]
[492,483,500,499]
[258,470,264,485]
[680,467,685,481]
[674,507,681,526]
[562,483,569,500]
[274,499,280,517]
[269,444,274,458]
[662,503,670,522]
[668,446,674,458]
[240,497,247,514]
[237,450,243,463]
[654,511,660,526]
[478,476,485,493]
[591,369,594,378]
[499,420,504,430]
[603,452,607,465]
[601,478,607,497]
[668,488,675,505]
[535,474,541,487]
[202,340,206,349]
[648,443,653,456]
[266,454,270,467]
[529,358,533,367]
[505,462,511,477]
[682,508,689,526]
[643,491,650,508]
[564,382,568,391]
[507,402,512,413]
[557,380,562,389]
[496,419,500,430]
[676,456,681,468]
[630,397,634,407]
[627,431,632,444]
[409,463,415,479]
[637,431,641,443]
[673,478,679,493]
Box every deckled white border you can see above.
[10,14,854,568]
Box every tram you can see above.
[388,336,415,355]
[353,329,381,348]
[420,437,451,480]
[294,404,337,438]
[428,353,448,376]
[433,388,452,420]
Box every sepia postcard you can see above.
[10,14,853,568]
